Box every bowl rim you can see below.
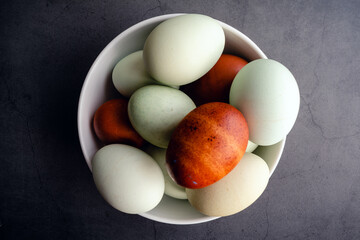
[77,13,285,225]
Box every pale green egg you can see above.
[92,144,164,214]
[230,59,300,146]
[112,50,178,97]
[128,85,196,148]
[143,14,225,86]
[145,144,187,200]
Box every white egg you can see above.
[128,85,196,148]
[246,140,258,153]
[112,51,178,97]
[92,144,164,214]
[186,153,269,217]
[143,14,225,86]
[230,59,300,146]
[145,144,187,200]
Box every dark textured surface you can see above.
[1,0,360,239]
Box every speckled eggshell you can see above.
[112,51,178,98]
[92,144,164,214]
[230,59,300,146]
[186,152,269,217]
[145,144,187,200]
[143,14,225,86]
[128,85,196,148]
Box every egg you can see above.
[93,98,144,147]
[186,153,269,217]
[181,54,248,106]
[166,102,249,189]
[230,59,300,146]
[92,144,164,214]
[145,144,187,200]
[112,50,178,98]
[246,140,258,153]
[128,85,196,148]
[143,14,225,86]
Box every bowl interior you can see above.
[77,14,285,225]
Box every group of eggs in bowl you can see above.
[78,13,300,224]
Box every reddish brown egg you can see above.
[181,54,248,106]
[93,99,144,148]
[166,102,249,189]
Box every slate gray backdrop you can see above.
[1,0,359,239]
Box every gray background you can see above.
[1,0,359,239]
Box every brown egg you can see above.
[186,153,269,217]
[181,54,248,106]
[166,102,248,189]
[93,99,144,148]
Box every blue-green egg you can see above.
[128,85,196,148]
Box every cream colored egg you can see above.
[230,59,300,146]
[186,153,269,217]
[112,51,178,97]
[145,144,187,199]
[92,144,164,214]
[143,14,225,86]
[128,85,196,148]
[246,140,258,153]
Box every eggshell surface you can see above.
[146,144,187,199]
[245,140,258,153]
[143,14,225,86]
[93,98,144,147]
[166,102,249,189]
[112,51,178,97]
[230,59,300,146]
[181,54,248,106]
[128,85,196,148]
[186,153,269,217]
[92,144,164,214]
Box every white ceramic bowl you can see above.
[77,13,285,225]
